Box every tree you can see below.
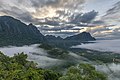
[0,52,61,80]
[59,63,107,80]
[0,52,107,80]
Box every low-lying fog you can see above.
[0,44,62,68]
[0,40,120,80]
[96,63,120,80]
[0,44,87,68]
[72,39,120,53]
[72,39,120,80]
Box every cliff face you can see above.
[0,16,45,46]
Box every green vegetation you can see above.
[38,43,53,50]
[0,51,107,80]
[0,35,42,47]
[59,63,107,80]
[0,52,61,80]
[47,48,69,59]
[39,44,69,59]
[76,49,120,63]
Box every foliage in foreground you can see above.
[0,52,107,80]
[0,52,61,80]
[59,64,107,80]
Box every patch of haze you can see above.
[0,44,62,68]
[69,52,90,62]
[95,63,120,80]
[0,44,39,56]
[72,39,120,53]
[28,53,63,68]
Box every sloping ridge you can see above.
[0,16,45,46]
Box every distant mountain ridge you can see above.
[0,16,95,47]
[0,16,45,46]
[65,32,96,41]
[0,16,42,36]
[45,32,95,42]
[46,32,95,48]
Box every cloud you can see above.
[0,0,86,24]
[83,24,120,39]
[92,20,105,25]
[82,1,120,39]
[0,1,37,23]
[37,9,100,37]
[0,0,99,28]
[40,25,76,31]
[38,18,60,26]
[102,1,120,25]
[1,0,113,38]
[41,0,85,9]
[104,1,120,16]
[70,10,98,24]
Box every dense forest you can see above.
[0,52,107,80]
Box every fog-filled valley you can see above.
[0,44,89,69]
[0,42,120,80]
[72,39,120,53]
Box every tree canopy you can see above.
[0,52,107,80]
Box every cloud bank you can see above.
[0,0,85,23]
[102,1,120,25]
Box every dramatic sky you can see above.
[0,0,120,38]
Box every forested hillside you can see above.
[0,52,107,80]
